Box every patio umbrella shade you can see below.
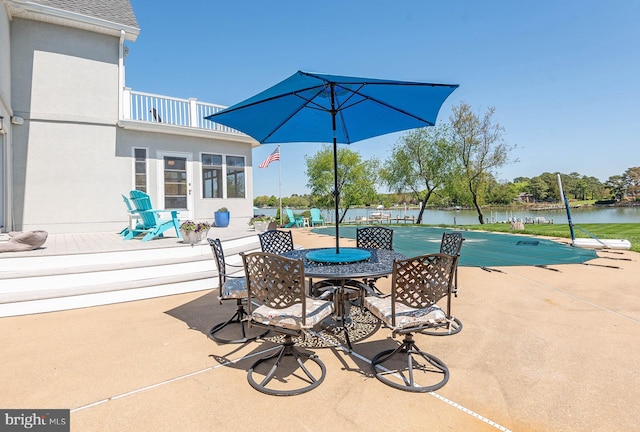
[205,71,458,255]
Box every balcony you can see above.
[121,88,244,135]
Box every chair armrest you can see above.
[132,209,180,217]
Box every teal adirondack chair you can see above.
[310,208,324,227]
[124,190,182,242]
[119,194,143,237]
[284,209,303,228]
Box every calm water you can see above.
[258,206,640,225]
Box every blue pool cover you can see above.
[312,226,598,267]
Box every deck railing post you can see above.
[122,87,131,120]
[189,98,198,128]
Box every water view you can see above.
[258,206,640,225]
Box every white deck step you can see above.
[0,237,260,317]
[0,278,217,317]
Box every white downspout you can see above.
[118,30,125,120]
[0,120,12,232]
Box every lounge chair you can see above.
[119,194,142,237]
[123,190,182,242]
[309,208,324,227]
[284,209,303,228]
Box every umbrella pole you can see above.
[330,84,340,254]
[333,138,340,254]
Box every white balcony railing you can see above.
[122,88,243,135]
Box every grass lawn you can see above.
[444,223,639,253]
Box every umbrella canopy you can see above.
[205,71,458,255]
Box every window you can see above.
[226,155,245,198]
[202,153,223,198]
[134,148,147,192]
[163,156,187,209]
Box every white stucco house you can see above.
[0,0,258,234]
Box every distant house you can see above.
[515,192,535,204]
[1,0,257,234]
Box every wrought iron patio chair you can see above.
[242,251,335,396]
[439,231,464,297]
[403,231,465,337]
[258,229,295,254]
[363,253,458,392]
[207,238,268,344]
[356,226,394,295]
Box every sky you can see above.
[126,0,639,197]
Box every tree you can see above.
[605,175,626,201]
[380,126,457,224]
[305,146,379,223]
[581,176,606,200]
[486,177,519,205]
[449,103,517,223]
[527,176,550,201]
[253,195,270,208]
[624,167,640,200]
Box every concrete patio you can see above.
[1,228,639,431]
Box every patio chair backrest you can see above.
[242,251,307,322]
[208,238,227,287]
[310,208,324,225]
[390,253,457,323]
[258,229,294,254]
[357,226,394,250]
[285,209,296,222]
[122,194,135,212]
[439,231,464,257]
[129,190,159,227]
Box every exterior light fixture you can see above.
[0,116,4,131]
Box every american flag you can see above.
[259,147,280,168]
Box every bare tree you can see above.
[450,102,516,223]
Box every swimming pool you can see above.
[312,226,598,267]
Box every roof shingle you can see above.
[26,0,139,29]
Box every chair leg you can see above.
[209,300,268,344]
[371,333,449,392]
[453,268,460,297]
[247,334,326,396]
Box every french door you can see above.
[157,151,193,219]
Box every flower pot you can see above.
[180,228,209,245]
[253,221,269,232]
[214,211,230,228]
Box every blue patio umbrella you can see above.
[205,71,458,255]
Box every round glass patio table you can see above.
[282,247,407,349]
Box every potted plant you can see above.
[214,207,230,228]
[249,215,275,232]
[179,220,211,245]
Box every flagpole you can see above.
[278,144,282,226]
